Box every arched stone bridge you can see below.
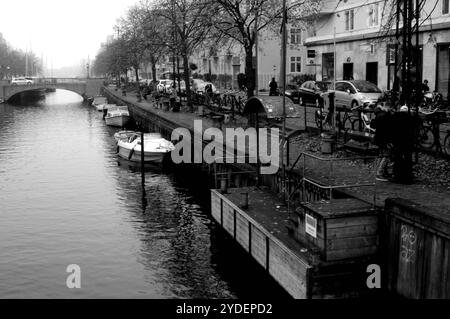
[0,78,105,102]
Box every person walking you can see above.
[169,83,178,111]
[371,105,393,181]
[269,78,278,96]
[421,79,430,93]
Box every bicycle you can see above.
[350,105,376,133]
[314,105,356,132]
[443,129,450,156]
[417,109,448,152]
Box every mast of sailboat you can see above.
[25,48,28,77]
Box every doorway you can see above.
[343,63,354,80]
[366,62,378,85]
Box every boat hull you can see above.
[105,115,130,127]
[117,146,167,164]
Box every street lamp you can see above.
[331,13,340,134]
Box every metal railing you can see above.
[286,152,377,208]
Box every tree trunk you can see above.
[151,60,157,82]
[244,45,255,98]
[183,54,193,112]
[134,67,140,84]
[134,67,141,100]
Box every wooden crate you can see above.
[295,198,379,262]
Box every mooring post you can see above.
[241,192,249,209]
[140,131,145,174]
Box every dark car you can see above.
[283,83,301,104]
[299,81,331,107]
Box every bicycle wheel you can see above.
[351,118,363,131]
[443,133,450,156]
[341,113,353,130]
[418,126,434,149]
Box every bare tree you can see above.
[119,5,153,89]
[213,0,321,98]
[139,0,171,83]
[154,0,218,111]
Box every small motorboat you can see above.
[114,131,162,143]
[117,133,175,164]
[96,103,117,112]
[92,96,107,108]
[114,130,138,143]
[105,106,130,127]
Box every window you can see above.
[444,0,450,15]
[436,44,449,99]
[368,3,379,27]
[345,9,354,31]
[342,83,356,94]
[290,57,301,73]
[290,28,302,44]
[335,82,345,91]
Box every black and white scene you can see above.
[1,0,450,305]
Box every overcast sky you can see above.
[0,0,139,68]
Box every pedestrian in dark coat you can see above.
[371,105,393,181]
[269,78,278,96]
[390,106,420,184]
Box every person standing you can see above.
[390,105,420,184]
[269,78,278,96]
[371,105,393,181]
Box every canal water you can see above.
[0,90,289,298]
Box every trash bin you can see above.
[321,132,336,154]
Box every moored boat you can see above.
[114,131,164,143]
[105,106,130,127]
[92,96,107,108]
[96,103,116,112]
[117,134,175,164]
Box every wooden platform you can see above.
[211,187,380,299]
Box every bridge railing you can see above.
[33,78,87,85]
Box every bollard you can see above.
[240,192,249,209]
[220,178,228,194]
[328,91,335,131]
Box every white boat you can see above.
[92,96,107,108]
[96,103,117,112]
[117,134,175,164]
[114,131,162,143]
[105,106,130,127]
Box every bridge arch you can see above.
[1,81,87,102]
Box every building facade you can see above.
[304,0,450,98]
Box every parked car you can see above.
[323,80,383,109]
[283,83,301,104]
[11,77,34,85]
[191,79,218,94]
[139,78,150,85]
[299,80,331,107]
[156,80,172,93]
